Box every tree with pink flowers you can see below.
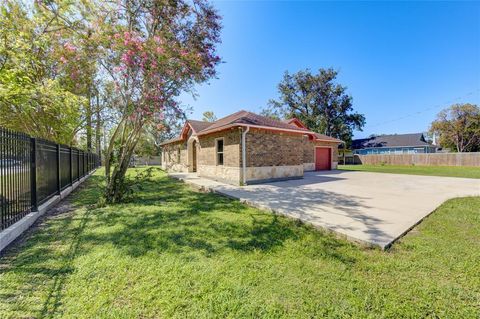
[94,0,222,202]
[1,0,221,202]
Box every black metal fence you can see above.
[0,127,100,231]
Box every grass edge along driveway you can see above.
[0,167,479,318]
[339,164,480,179]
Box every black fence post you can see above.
[81,150,83,177]
[30,137,37,212]
[1,128,4,228]
[69,147,73,186]
[56,144,61,195]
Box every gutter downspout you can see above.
[241,126,250,185]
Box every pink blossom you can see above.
[121,52,133,65]
[64,42,76,52]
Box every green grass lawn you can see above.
[339,164,480,179]
[1,168,479,318]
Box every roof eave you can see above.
[159,138,183,146]
[196,123,315,136]
[316,138,343,144]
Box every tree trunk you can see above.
[104,117,142,204]
[86,88,93,151]
[104,136,139,203]
[95,92,102,159]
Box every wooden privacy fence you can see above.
[134,155,162,166]
[355,152,480,167]
[0,127,100,231]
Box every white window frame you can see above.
[215,137,224,166]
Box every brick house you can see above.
[160,110,342,185]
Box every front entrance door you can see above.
[192,140,197,172]
[315,147,331,170]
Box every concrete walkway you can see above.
[169,170,480,249]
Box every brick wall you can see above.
[197,128,241,167]
[301,136,314,163]
[196,128,241,184]
[245,128,304,167]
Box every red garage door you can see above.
[315,147,331,170]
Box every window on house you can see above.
[216,138,224,165]
[177,148,181,163]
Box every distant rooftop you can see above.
[352,133,433,149]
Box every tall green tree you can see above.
[265,68,365,146]
[430,103,480,152]
[0,1,88,145]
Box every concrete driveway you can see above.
[170,170,480,249]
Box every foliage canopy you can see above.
[430,103,480,152]
[265,68,365,146]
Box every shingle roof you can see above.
[282,118,308,129]
[313,133,343,143]
[159,136,183,145]
[161,110,342,145]
[352,133,432,149]
[282,118,342,143]
[198,110,311,134]
[188,120,213,133]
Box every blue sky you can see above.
[181,1,480,138]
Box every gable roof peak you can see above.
[186,119,213,133]
[283,118,308,129]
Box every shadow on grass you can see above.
[40,208,91,318]
[74,169,357,263]
[0,168,358,317]
[0,175,98,318]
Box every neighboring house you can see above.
[352,133,436,155]
[160,110,342,185]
